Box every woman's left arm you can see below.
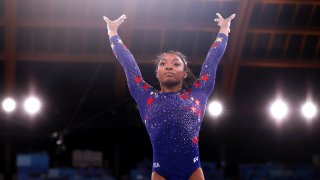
[192,13,235,97]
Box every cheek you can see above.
[178,72,185,78]
[158,66,168,72]
[156,68,162,78]
[177,68,186,76]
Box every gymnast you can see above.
[103,12,235,180]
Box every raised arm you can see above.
[103,15,152,103]
[192,13,236,97]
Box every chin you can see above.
[161,80,181,87]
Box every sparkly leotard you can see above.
[109,33,228,180]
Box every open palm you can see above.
[214,13,236,33]
[103,14,127,34]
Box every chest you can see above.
[143,92,203,125]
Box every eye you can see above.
[173,63,181,66]
[159,62,165,66]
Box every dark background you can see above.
[0,0,319,178]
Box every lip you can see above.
[163,72,175,76]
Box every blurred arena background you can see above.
[0,0,319,179]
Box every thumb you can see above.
[228,14,236,21]
[116,14,127,21]
[103,16,110,22]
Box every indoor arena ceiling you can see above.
[0,0,320,138]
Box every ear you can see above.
[183,71,187,79]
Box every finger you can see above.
[214,18,219,22]
[228,13,236,20]
[117,14,127,22]
[103,16,110,22]
[216,13,223,19]
[121,14,127,20]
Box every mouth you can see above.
[163,72,175,76]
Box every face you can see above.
[156,53,187,87]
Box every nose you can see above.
[165,64,173,70]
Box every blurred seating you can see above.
[239,163,318,180]
[130,159,152,180]
[16,153,115,180]
[202,161,224,180]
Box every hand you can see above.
[103,14,127,37]
[214,13,236,33]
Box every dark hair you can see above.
[155,50,196,89]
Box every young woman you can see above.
[103,13,235,180]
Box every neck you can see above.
[160,82,183,93]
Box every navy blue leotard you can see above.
[109,33,228,180]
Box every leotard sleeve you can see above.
[109,35,153,103]
[191,33,228,98]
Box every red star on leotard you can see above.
[211,42,219,48]
[195,99,200,106]
[198,109,202,117]
[134,76,142,84]
[142,83,150,90]
[193,136,199,144]
[179,93,189,100]
[191,106,197,113]
[147,97,153,106]
[194,81,201,88]
[201,74,208,81]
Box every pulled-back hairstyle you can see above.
[155,50,197,89]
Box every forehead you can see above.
[160,53,182,62]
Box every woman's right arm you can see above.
[104,15,152,103]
